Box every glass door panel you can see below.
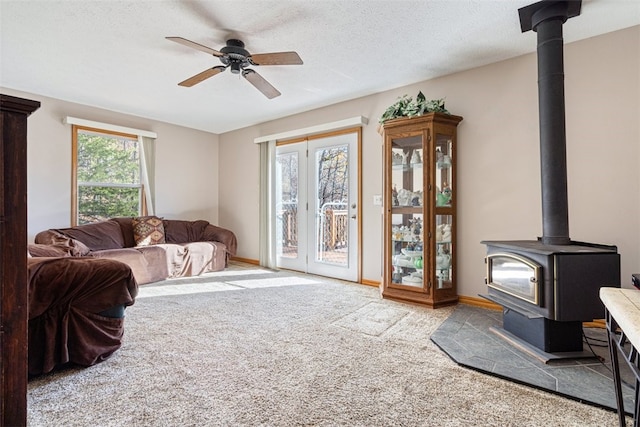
[435,214,453,289]
[435,135,453,207]
[314,144,349,266]
[276,151,299,260]
[308,133,359,282]
[275,144,307,272]
[390,135,424,289]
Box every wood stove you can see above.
[481,0,621,357]
[482,239,619,354]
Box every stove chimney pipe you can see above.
[519,0,581,246]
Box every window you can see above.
[72,125,146,225]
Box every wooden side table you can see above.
[600,287,640,427]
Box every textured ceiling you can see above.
[1,0,639,134]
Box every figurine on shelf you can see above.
[414,256,423,269]
[392,185,399,206]
[437,155,452,169]
[393,254,411,267]
[410,217,422,239]
[392,265,403,283]
[436,146,452,169]
[436,184,452,207]
[410,149,422,165]
[435,223,451,242]
[441,224,452,242]
[391,226,403,241]
[397,188,412,206]
[436,246,451,270]
[410,190,422,207]
[392,152,403,166]
[402,226,413,241]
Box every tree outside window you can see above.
[73,126,145,225]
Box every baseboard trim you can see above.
[583,319,605,329]
[229,257,259,265]
[361,279,380,287]
[458,295,502,311]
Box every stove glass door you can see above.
[486,253,541,305]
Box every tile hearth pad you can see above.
[431,304,634,415]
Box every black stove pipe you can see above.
[520,1,582,246]
[534,6,570,245]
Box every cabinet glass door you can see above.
[435,135,453,208]
[390,135,424,288]
[434,133,454,289]
[435,214,453,289]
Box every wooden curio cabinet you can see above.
[380,112,463,308]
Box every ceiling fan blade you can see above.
[242,69,281,99]
[249,51,303,66]
[178,66,226,87]
[166,36,224,57]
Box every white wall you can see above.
[219,26,640,297]
[5,26,638,300]
[0,87,220,240]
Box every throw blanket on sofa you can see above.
[33,217,238,285]
[28,257,138,375]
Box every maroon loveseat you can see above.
[34,217,237,285]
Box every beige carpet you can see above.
[27,262,624,426]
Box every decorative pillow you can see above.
[132,216,166,246]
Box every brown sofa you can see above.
[34,217,237,285]
[27,255,138,376]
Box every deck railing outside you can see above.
[278,201,348,264]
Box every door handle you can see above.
[351,215,356,220]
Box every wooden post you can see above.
[1,94,40,427]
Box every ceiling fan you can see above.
[166,36,303,99]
